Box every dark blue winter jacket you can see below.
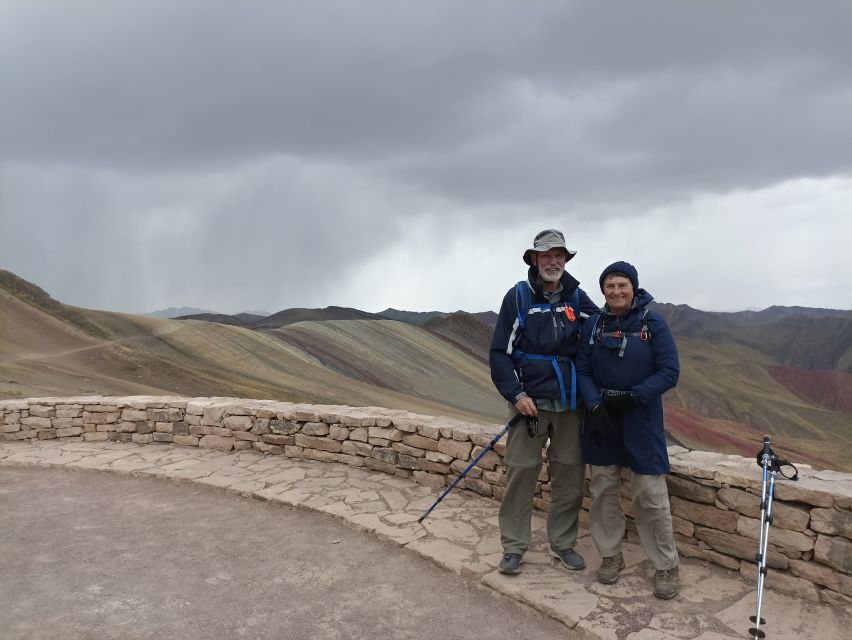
[576,289,679,474]
[490,268,599,408]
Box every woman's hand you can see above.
[603,390,636,412]
[587,404,618,446]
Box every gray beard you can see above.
[537,266,564,284]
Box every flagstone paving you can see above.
[1,440,848,640]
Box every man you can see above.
[489,229,600,575]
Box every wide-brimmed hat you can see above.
[522,229,577,265]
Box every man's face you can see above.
[531,249,567,284]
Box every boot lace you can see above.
[657,568,676,583]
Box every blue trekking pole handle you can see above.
[418,412,523,524]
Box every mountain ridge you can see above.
[1,270,849,471]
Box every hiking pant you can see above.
[499,408,584,555]
[588,465,679,570]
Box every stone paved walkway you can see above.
[1,441,847,640]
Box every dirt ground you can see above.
[0,466,572,640]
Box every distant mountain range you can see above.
[377,308,498,327]
[145,306,214,319]
[652,303,852,372]
[146,307,272,320]
[171,306,499,330]
[1,268,850,471]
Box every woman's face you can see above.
[603,274,634,315]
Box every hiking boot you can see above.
[654,565,679,600]
[596,553,625,584]
[549,546,586,571]
[499,553,523,574]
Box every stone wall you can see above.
[2,395,850,604]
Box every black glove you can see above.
[602,390,636,413]
[586,405,618,447]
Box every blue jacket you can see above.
[490,268,599,408]
[576,289,679,474]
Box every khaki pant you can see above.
[588,465,679,570]
[499,409,584,555]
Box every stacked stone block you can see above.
[1,395,850,605]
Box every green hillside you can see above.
[267,319,504,419]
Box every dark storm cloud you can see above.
[4,1,849,190]
[1,1,501,168]
[0,157,408,312]
[1,1,850,312]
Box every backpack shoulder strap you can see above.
[588,313,603,345]
[639,306,651,342]
[514,280,531,330]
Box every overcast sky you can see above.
[2,1,850,315]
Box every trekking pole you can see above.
[748,435,798,640]
[418,412,523,523]
[750,436,774,640]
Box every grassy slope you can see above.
[423,312,492,363]
[0,270,108,339]
[767,365,852,412]
[267,319,505,420]
[731,316,852,373]
[250,307,381,330]
[0,296,501,424]
[0,292,182,397]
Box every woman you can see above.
[576,261,681,599]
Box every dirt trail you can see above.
[0,324,184,365]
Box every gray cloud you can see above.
[1,1,850,313]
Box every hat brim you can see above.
[523,247,577,265]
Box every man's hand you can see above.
[514,396,538,417]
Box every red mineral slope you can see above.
[663,403,845,470]
[766,365,852,413]
[664,404,762,456]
